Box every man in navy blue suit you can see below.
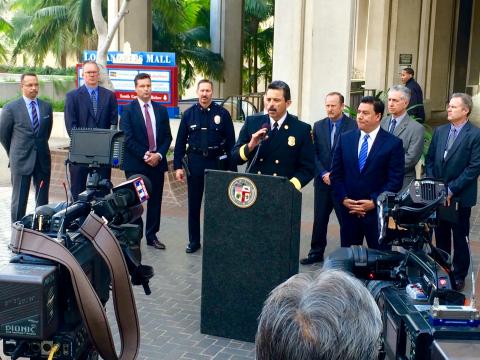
[331,96,404,249]
[301,92,357,265]
[232,80,314,190]
[64,60,118,200]
[120,73,172,250]
[425,93,480,291]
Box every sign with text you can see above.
[78,51,179,117]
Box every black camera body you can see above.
[0,129,152,360]
[325,179,480,360]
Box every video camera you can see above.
[325,179,480,360]
[0,129,152,360]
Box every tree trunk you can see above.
[91,0,130,89]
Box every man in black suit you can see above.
[120,73,172,250]
[425,93,480,291]
[0,73,53,222]
[232,80,314,190]
[400,67,425,123]
[331,96,404,249]
[64,60,118,200]
[301,92,357,265]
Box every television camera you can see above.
[325,179,480,360]
[0,129,153,360]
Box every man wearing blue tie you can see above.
[64,60,118,201]
[301,92,357,265]
[0,73,53,222]
[330,96,404,249]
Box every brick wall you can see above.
[50,147,187,206]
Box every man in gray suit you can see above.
[0,73,53,222]
[381,85,424,187]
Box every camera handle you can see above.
[10,213,140,360]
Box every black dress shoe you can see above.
[147,239,166,250]
[455,279,465,292]
[186,243,201,253]
[300,255,324,265]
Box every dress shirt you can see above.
[23,96,40,128]
[137,98,157,145]
[358,125,381,157]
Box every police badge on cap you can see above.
[214,115,221,124]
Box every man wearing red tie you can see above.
[120,73,172,249]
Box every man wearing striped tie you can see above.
[330,96,404,249]
[0,73,53,222]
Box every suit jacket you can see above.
[425,121,480,207]
[120,100,173,174]
[381,114,424,178]
[405,78,425,122]
[313,114,357,190]
[0,97,53,175]
[232,113,315,189]
[64,85,118,133]
[331,127,405,203]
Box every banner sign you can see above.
[78,51,179,117]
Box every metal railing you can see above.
[221,93,265,121]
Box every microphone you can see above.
[259,122,270,141]
[32,180,44,229]
[246,123,270,173]
[57,182,69,241]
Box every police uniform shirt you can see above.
[173,102,236,170]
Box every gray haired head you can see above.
[255,269,382,360]
[388,85,411,102]
[451,92,473,116]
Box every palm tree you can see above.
[243,0,274,93]
[152,0,224,96]
[9,0,96,67]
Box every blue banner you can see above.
[83,51,176,66]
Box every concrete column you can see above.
[210,0,243,98]
[108,0,152,52]
[272,0,355,123]
[467,0,480,89]
[364,0,390,91]
[386,0,422,86]
[353,0,369,79]
[426,0,455,111]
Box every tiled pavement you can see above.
[0,178,479,359]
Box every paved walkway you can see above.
[0,179,479,359]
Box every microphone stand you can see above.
[246,141,264,173]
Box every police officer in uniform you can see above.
[174,79,237,253]
[232,80,314,190]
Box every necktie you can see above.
[144,104,156,151]
[31,101,39,134]
[389,118,397,133]
[91,90,97,116]
[270,122,279,138]
[358,134,370,171]
[330,123,336,147]
[444,128,457,159]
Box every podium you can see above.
[200,170,302,342]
